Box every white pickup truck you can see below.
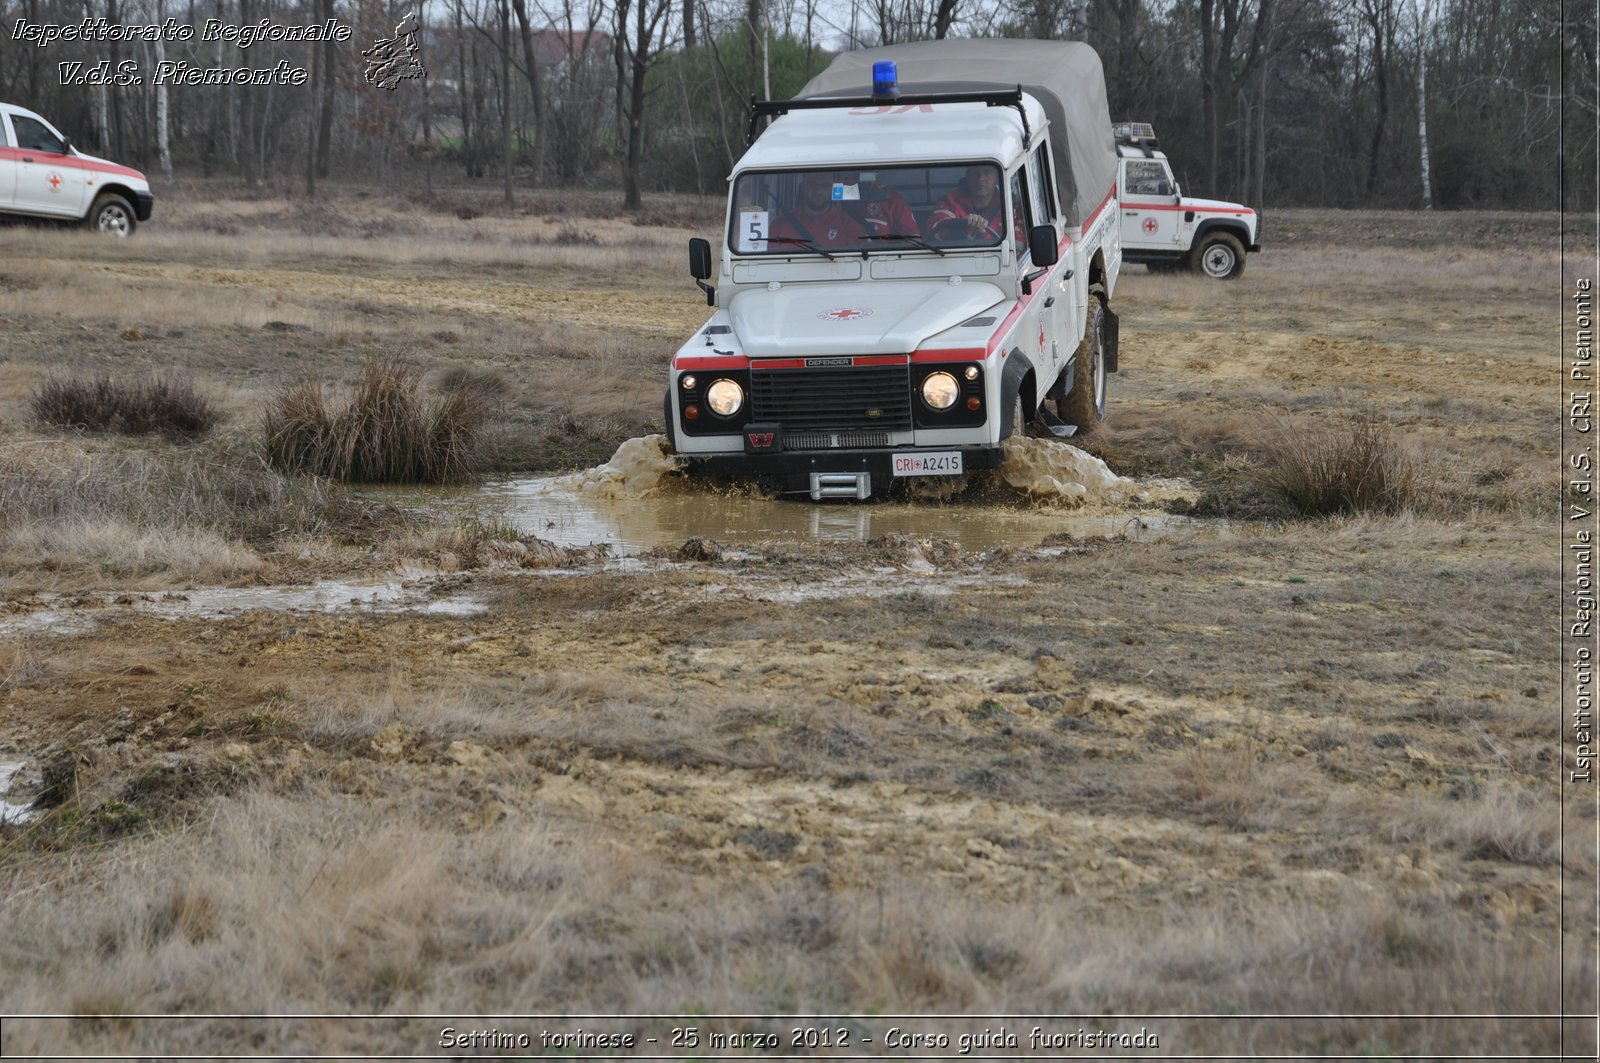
[1115,123,1258,279]
[0,102,153,236]
[666,39,1123,500]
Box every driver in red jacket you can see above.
[926,165,1009,241]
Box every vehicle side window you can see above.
[1124,159,1170,197]
[1009,169,1031,262]
[0,118,10,148]
[12,116,64,153]
[1029,144,1056,221]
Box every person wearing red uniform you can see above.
[838,171,918,239]
[770,172,868,249]
[926,165,1012,244]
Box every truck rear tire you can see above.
[1192,232,1245,279]
[1058,287,1107,433]
[87,193,136,238]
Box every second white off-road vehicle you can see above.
[667,39,1123,500]
[1115,123,1259,279]
[0,102,154,236]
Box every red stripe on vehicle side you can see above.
[0,145,145,181]
[1122,200,1256,216]
[673,355,748,370]
[1081,185,1116,231]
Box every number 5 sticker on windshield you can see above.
[738,210,769,252]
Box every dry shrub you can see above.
[1257,415,1429,516]
[263,359,487,484]
[30,374,217,438]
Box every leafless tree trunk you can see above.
[316,0,335,177]
[509,0,547,185]
[498,0,514,204]
[1413,0,1434,208]
[1360,0,1395,197]
[148,0,172,181]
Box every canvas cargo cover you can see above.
[797,39,1117,229]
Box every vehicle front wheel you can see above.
[87,193,136,238]
[1192,232,1245,279]
[662,389,677,451]
[1057,287,1107,432]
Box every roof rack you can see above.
[747,87,1030,147]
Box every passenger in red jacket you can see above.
[838,171,918,239]
[770,171,868,249]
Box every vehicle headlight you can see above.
[706,378,744,416]
[920,371,959,410]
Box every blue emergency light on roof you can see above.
[872,60,900,101]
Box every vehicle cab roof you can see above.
[1116,143,1169,161]
[735,97,1046,175]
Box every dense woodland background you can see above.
[0,0,1591,212]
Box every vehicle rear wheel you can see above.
[1192,232,1245,279]
[87,193,136,238]
[1057,287,1107,432]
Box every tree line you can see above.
[0,0,1589,211]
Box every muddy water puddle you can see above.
[0,578,486,637]
[470,435,1211,553]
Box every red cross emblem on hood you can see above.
[819,307,872,321]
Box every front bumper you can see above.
[685,444,1006,499]
[132,190,154,221]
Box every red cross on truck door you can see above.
[6,112,88,218]
[1119,156,1181,250]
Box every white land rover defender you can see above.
[666,39,1123,500]
[1114,123,1258,279]
[0,102,154,236]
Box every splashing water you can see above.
[998,437,1196,509]
[564,435,685,500]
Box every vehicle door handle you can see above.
[22,157,34,163]
[1043,297,1055,307]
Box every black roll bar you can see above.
[746,87,1030,147]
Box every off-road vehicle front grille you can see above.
[783,430,892,450]
[750,365,912,431]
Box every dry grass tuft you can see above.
[30,374,218,438]
[1256,415,1431,516]
[263,359,488,484]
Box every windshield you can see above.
[729,163,1007,256]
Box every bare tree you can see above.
[1410,0,1436,207]
[613,0,677,208]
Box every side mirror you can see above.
[1155,180,1173,197]
[688,237,715,306]
[688,237,713,280]
[1028,225,1059,267]
[57,137,71,155]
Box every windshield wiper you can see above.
[862,233,947,256]
[766,236,836,259]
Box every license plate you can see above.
[891,451,964,477]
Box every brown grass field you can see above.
[0,184,1593,1058]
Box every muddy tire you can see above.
[662,389,677,452]
[87,193,136,238]
[1057,287,1107,433]
[1009,390,1035,439]
[1191,232,1245,280]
